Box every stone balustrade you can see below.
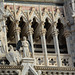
[34,53,72,67]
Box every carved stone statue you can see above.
[22,36,30,58]
[6,45,22,65]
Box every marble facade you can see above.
[0,0,75,75]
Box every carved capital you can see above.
[27,28,34,35]
[15,20,19,25]
[51,22,57,27]
[64,30,71,38]
[28,20,32,26]
[52,29,59,36]
[40,28,46,36]
[14,27,21,33]
[41,21,45,26]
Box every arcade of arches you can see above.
[0,1,75,75]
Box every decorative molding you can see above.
[34,66,75,71]
[0,66,22,70]
[5,0,64,4]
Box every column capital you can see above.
[64,30,71,38]
[14,27,21,33]
[51,21,57,27]
[27,28,34,35]
[52,29,59,36]
[15,20,19,25]
[41,21,45,26]
[40,28,46,36]
[26,20,32,26]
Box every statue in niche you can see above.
[22,37,30,57]
[6,45,22,65]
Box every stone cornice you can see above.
[0,66,22,70]
[5,0,64,4]
[34,66,75,71]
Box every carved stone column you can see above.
[64,30,73,67]
[52,22,61,67]
[71,0,75,12]
[64,30,71,54]
[14,21,21,43]
[14,27,21,43]
[27,22,34,57]
[40,27,48,66]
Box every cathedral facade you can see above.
[0,0,75,75]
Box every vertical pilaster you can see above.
[52,22,61,67]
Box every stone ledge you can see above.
[5,0,64,3]
[0,65,22,70]
[34,66,75,71]
[22,58,34,63]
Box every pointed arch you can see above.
[16,7,28,22]
[5,6,14,21]
[29,7,40,22]
[42,8,53,24]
